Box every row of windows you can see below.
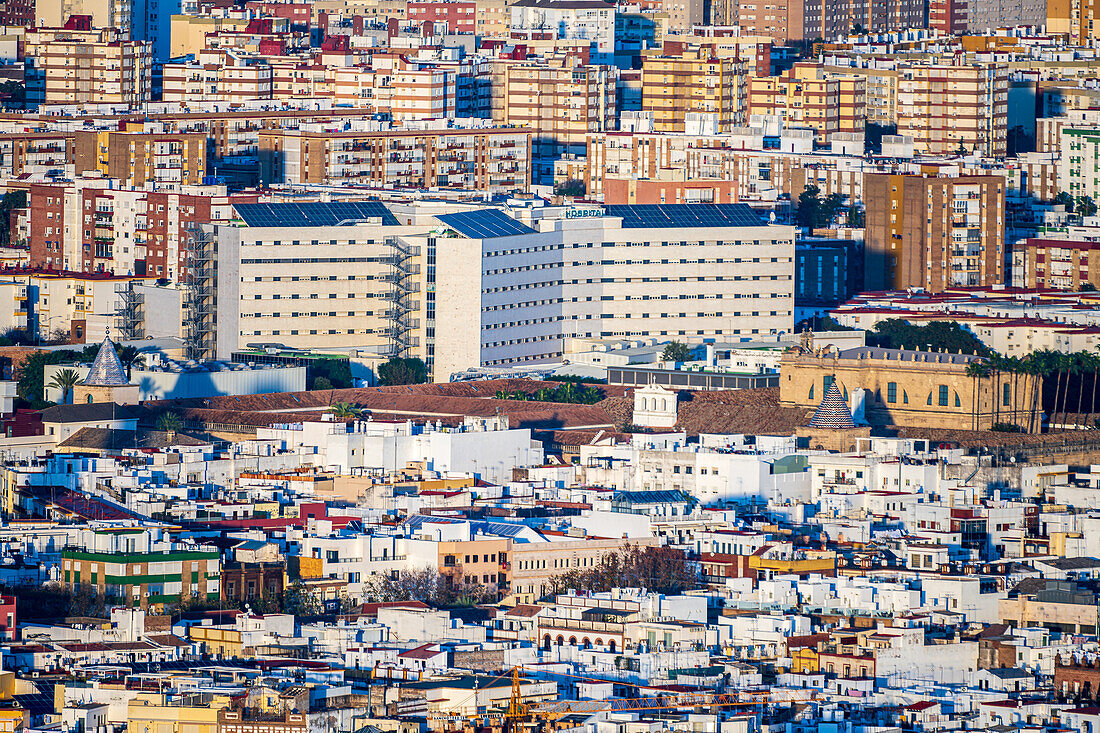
[244,329,375,336]
[244,312,376,318]
[484,239,787,257]
[241,257,382,264]
[247,240,379,246]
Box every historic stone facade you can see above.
[779,345,1042,433]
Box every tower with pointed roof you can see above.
[73,334,140,405]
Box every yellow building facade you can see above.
[779,345,1042,432]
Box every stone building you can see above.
[72,336,140,406]
[779,345,1042,433]
[1054,654,1100,701]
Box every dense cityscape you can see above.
[0,0,1094,730]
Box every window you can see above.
[938,385,949,406]
[887,381,897,403]
[1003,382,1011,406]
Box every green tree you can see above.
[847,204,865,228]
[311,376,333,391]
[309,358,352,389]
[965,361,991,431]
[795,185,823,229]
[328,401,362,419]
[555,179,586,197]
[16,348,82,408]
[1053,191,1075,211]
[114,345,144,380]
[1078,196,1098,217]
[377,357,428,386]
[47,368,81,404]
[662,341,693,362]
[1087,350,1100,430]
[281,582,322,616]
[868,319,990,357]
[0,190,25,245]
[0,81,24,111]
[155,411,183,433]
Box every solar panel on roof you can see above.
[234,201,400,228]
[606,204,766,228]
[437,210,537,239]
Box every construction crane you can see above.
[513,667,810,720]
[428,667,812,731]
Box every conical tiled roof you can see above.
[83,336,130,386]
[807,379,855,429]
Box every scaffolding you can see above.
[114,280,144,340]
[383,236,421,358]
[183,225,217,362]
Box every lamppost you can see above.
[36,314,65,346]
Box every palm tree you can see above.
[579,385,602,404]
[965,361,990,431]
[155,411,183,433]
[1072,351,1091,429]
[1058,352,1080,431]
[47,368,80,404]
[1007,356,1027,431]
[1024,352,1045,433]
[1088,349,1100,429]
[328,402,362,419]
[556,382,581,403]
[988,353,1005,427]
[115,345,145,380]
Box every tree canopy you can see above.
[795,184,845,229]
[662,341,693,362]
[378,357,428,386]
[867,319,991,357]
[549,545,699,597]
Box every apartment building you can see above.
[963,0,1046,30]
[407,0,476,32]
[59,527,221,608]
[822,63,899,126]
[585,129,868,204]
[493,59,617,181]
[163,49,468,120]
[929,0,969,31]
[641,52,746,133]
[35,0,133,35]
[93,130,208,189]
[257,124,530,192]
[28,178,253,280]
[0,132,95,180]
[896,62,1009,157]
[748,64,866,145]
[24,17,151,107]
[736,0,923,42]
[161,49,275,104]
[509,0,616,61]
[1057,127,1100,203]
[863,173,1006,293]
[170,14,252,58]
[1016,238,1100,291]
